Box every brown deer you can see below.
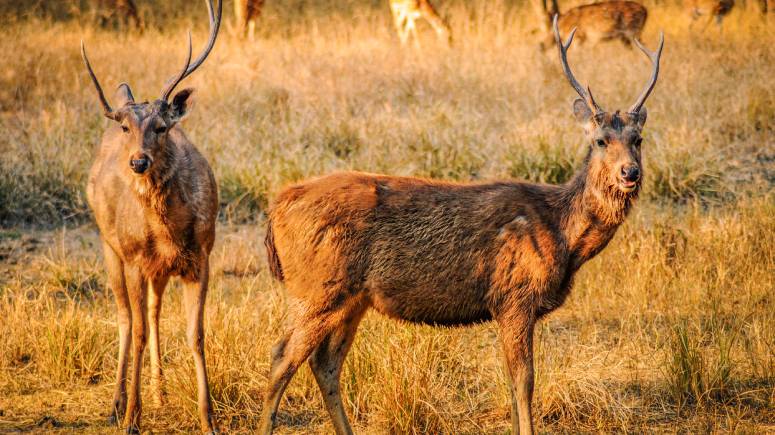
[389,0,452,47]
[539,0,648,50]
[234,0,264,41]
[259,15,663,435]
[687,0,735,30]
[95,0,144,30]
[81,0,222,433]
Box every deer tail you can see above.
[264,217,284,282]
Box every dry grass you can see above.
[0,0,773,433]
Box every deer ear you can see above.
[632,107,647,128]
[169,88,195,123]
[114,83,134,108]
[572,99,593,123]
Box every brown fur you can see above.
[687,0,735,29]
[539,0,648,50]
[82,1,222,433]
[96,0,143,30]
[389,0,452,47]
[234,0,263,41]
[260,104,654,435]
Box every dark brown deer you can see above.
[260,15,663,435]
[81,0,222,433]
[95,0,144,30]
[234,0,264,41]
[539,0,648,50]
[687,0,735,30]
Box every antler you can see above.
[81,41,119,120]
[552,15,603,114]
[160,0,222,101]
[628,32,664,114]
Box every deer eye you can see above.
[595,139,607,148]
[155,125,167,135]
[633,137,643,147]
[121,125,129,133]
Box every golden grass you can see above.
[0,1,773,433]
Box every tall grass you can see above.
[0,0,773,433]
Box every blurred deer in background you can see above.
[389,0,452,47]
[259,15,663,435]
[81,0,222,433]
[95,0,143,30]
[234,0,263,41]
[687,0,735,30]
[538,0,647,50]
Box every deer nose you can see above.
[620,165,640,183]
[129,156,150,174]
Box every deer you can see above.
[259,14,663,435]
[389,0,452,47]
[538,0,648,50]
[234,0,264,41]
[95,0,144,30]
[687,0,735,30]
[81,0,222,433]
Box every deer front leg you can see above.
[123,265,148,434]
[183,259,216,434]
[102,242,131,426]
[148,275,169,407]
[498,312,536,435]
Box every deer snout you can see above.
[129,153,150,174]
[620,164,641,184]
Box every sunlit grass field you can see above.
[0,0,773,433]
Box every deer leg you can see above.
[103,242,130,426]
[499,314,536,435]
[183,259,216,434]
[394,13,410,45]
[309,308,366,435]
[147,275,169,407]
[248,19,256,42]
[259,305,351,434]
[421,8,451,45]
[408,19,421,50]
[123,265,147,434]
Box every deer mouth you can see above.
[618,180,639,193]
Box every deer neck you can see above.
[131,143,179,219]
[557,156,635,268]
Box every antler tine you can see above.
[81,41,118,120]
[552,14,603,114]
[161,32,194,102]
[159,0,222,101]
[628,31,664,114]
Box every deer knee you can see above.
[186,329,204,354]
[270,336,289,362]
[132,329,147,351]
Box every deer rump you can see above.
[266,171,572,327]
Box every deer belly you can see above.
[367,282,492,327]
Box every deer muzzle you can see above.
[129,154,151,174]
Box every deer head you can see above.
[81,0,222,177]
[553,15,663,197]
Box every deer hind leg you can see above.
[147,275,169,407]
[309,307,367,435]
[183,259,216,434]
[259,300,359,434]
[123,265,148,434]
[420,3,452,44]
[103,242,130,426]
[498,311,536,435]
